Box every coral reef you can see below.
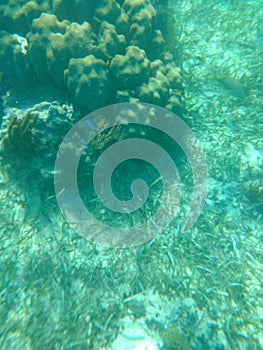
[65,55,109,113]
[1,101,75,159]
[47,21,95,87]
[0,30,36,87]
[0,0,47,36]
[0,0,184,116]
[123,0,157,56]
[92,21,126,60]
[26,13,69,84]
[2,110,38,157]
[109,45,150,90]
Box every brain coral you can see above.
[0,0,185,117]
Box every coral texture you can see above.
[0,0,185,116]
[65,55,110,113]
[1,101,75,158]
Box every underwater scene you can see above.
[0,0,263,349]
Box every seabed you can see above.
[0,0,263,349]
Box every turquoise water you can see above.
[0,0,263,349]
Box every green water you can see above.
[0,0,263,349]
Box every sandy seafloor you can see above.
[0,1,263,349]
